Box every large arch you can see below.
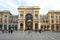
[25,14,33,30]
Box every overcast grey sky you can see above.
[0,0,60,15]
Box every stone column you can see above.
[33,22,35,30]
[7,24,8,30]
[54,25,56,31]
[2,15,4,30]
[38,22,41,30]
[43,25,45,31]
[2,24,4,30]
[46,25,47,30]
[23,21,25,31]
[49,25,51,31]
[18,22,20,31]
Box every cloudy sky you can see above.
[0,0,60,15]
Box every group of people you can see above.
[2,27,42,34]
[27,27,42,34]
[2,28,13,34]
[35,29,42,33]
[27,29,42,34]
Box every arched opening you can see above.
[41,25,43,30]
[35,23,38,30]
[47,25,49,30]
[0,25,2,30]
[20,23,23,31]
[51,25,54,31]
[25,14,33,30]
[44,25,46,31]
[56,25,58,31]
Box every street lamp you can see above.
[27,20,32,30]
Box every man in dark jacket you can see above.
[39,29,42,34]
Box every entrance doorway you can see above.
[20,23,23,31]
[41,25,43,30]
[35,23,38,30]
[56,25,58,31]
[51,25,54,31]
[25,14,33,30]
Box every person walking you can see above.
[35,28,38,33]
[2,29,4,33]
[8,29,11,34]
[11,28,13,34]
[39,29,42,34]
[28,27,31,34]
[8,27,11,34]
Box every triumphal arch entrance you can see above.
[18,6,41,31]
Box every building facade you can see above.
[9,15,18,30]
[0,12,3,30]
[40,15,50,31]
[0,6,60,32]
[47,10,60,31]
[0,10,18,30]
[0,10,11,30]
[18,6,41,31]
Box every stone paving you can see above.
[0,31,60,40]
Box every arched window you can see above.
[20,23,23,27]
[35,23,38,30]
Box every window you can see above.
[51,20,54,23]
[4,15,7,18]
[35,14,38,18]
[56,16,57,18]
[35,11,38,13]
[59,16,60,18]
[56,21,58,23]
[46,20,48,23]
[20,14,23,18]
[51,16,54,18]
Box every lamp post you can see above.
[27,20,32,29]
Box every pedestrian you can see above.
[39,29,41,34]
[8,27,11,34]
[28,27,31,34]
[2,29,4,33]
[8,29,11,34]
[35,29,37,32]
[11,28,13,34]
[5,30,7,33]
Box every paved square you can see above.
[0,31,60,40]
